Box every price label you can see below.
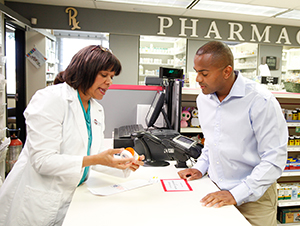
[296,127,300,133]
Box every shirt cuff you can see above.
[192,161,208,177]
[229,181,253,206]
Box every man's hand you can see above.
[200,190,237,208]
[178,168,202,180]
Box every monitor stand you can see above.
[143,160,170,167]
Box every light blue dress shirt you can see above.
[193,71,288,206]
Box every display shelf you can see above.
[140,62,174,66]
[287,121,300,127]
[230,43,258,78]
[140,52,178,56]
[235,66,257,70]
[273,92,300,99]
[277,221,300,226]
[182,88,300,98]
[180,127,202,133]
[282,171,300,177]
[278,199,300,207]
[139,36,186,83]
[234,54,257,59]
[182,88,201,95]
[26,30,58,103]
[288,146,300,152]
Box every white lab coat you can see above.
[0,83,117,226]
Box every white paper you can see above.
[161,179,192,192]
[25,48,47,68]
[88,179,152,196]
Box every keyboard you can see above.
[118,124,145,138]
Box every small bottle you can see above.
[139,65,144,75]
[121,147,140,160]
[292,186,298,200]
[292,110,298,120]
[289,136,295,146]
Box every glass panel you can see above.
[6,28,16,94]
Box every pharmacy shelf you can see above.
[182,88,201,95]
[140,63,174,66]
[287,121,300,127]
[282,171,300,177]
[235,66,257,70]
[288,146,300,152]
[180,127,202,133]
[273,92,300,99]
[140,50,186,56]
[235,54,257,59]
[278,199,300,207]
[183,88,300,99]
[278,220,300,226]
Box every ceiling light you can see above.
[192,0,287,17]
[95,0,191,8]
[276,9,300,20]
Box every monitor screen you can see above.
[145,91,165,128]
[159,67,183,79]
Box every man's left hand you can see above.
[200,190,237,208]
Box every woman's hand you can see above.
[83,148,135,170]
[129,155,145,172]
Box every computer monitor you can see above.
[145,91,169,128]
[159,67,183,79]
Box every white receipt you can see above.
[88,179,152,196]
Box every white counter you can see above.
[62,163,251,226]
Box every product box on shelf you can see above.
[277,183,300,200]
[285,157,300,171]
[278,207,300,223]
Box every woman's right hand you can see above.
[83,148,135,169]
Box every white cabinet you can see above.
[230,43,258,80]
[45,37,57,86]
[139,36,186,85]
[0,13,7,183]
[26,30,57,104]
[282,47,300,82]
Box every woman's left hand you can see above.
[129,155,145,172]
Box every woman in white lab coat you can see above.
[0,45,144,226]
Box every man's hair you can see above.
[196,41,234,68]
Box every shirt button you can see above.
[217,162,219,164]
[220,179,223,182]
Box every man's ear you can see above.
[223,65,233,80]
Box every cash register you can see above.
[113,67,202,168]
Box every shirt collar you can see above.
[206,70,245,101]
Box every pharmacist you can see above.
[0,45,144,226]
[178,41,288,226]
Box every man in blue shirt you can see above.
[178,41,288,226]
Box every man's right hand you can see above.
[178,168,202,180]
